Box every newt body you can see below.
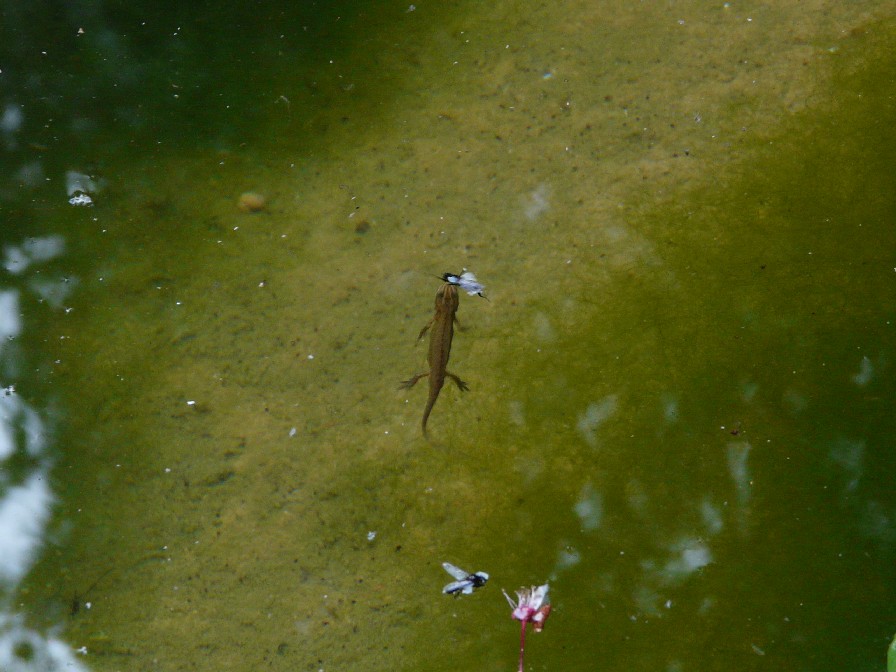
[400,282,468,437]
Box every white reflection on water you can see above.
[828,436,864,493]
[1,104,24,150]
[661,394,679,424]
[860,501,896,547]
[27,276,79,310]
[65,171,99,198]
[1,241,89,671]
[576,395,618,448]
[14,161,45,189]
[639,536,714,588]
[726,441,751,507]
[65,171,102,207]
[634,535,716,618]
[0,613,87,672]
[699,499,724,535]
[0,469,53,586]
[726,441,752,536]
[658,538,713,585]
[3,236,66,276]
[553,543,581,573]
[523,183,551,220]
[573,482,603,532]
[851,355,873,386]
[0,290,21,350]
[0,394,44,462]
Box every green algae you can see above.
[13,4,896,672]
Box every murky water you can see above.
[2,2,895,671]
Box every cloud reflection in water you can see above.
[1,240,89,671]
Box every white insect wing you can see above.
[443,579,475,595]
[457,271,485,296]
[442,562,469,581]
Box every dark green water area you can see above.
[1,2,894,671]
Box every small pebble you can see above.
[238,192,266,212]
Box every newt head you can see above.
[434,281,460,312]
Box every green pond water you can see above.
[2,1,895,671]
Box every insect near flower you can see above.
[441,562,489,596]
[441,269,487,298]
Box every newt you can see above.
[399,281,469,438]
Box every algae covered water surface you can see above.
[2,1,895,671]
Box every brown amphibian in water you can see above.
[399,281,469,438]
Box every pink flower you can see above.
[503,584,551,630]
[503,584,552,671]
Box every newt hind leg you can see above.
[446,371,469,392]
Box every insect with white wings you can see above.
[441,561,489,596]
[441,269,487,299]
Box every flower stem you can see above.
[518,621,527,672]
